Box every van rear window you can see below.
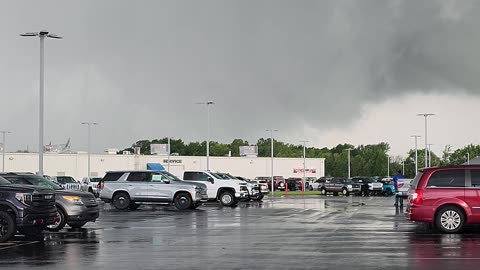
[410,172,423,189]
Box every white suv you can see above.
[99,170,208,210]
[182,171,248,207]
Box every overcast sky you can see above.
[1,0,479,157]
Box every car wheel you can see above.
[320,188,327,196]
[436,206,465,233]
[174,193,192,210]
[128,203,141,210]
[190,202,202,210]
[46,208,66,232]
[18,226,44,237]
[219,191,236,207]
[342,188,349,196]
[386,188,393,196]
[112,192,131,210]
[253,194,264,202]
[0,211,16,243]
[309,186,313,191]
[67,221,87,229]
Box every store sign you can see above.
[163,159,182,164]
[293,168,317,173]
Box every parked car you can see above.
[309,177,330,191]
[352,177,383,196]
[100,170,208,210]
[261,176,286,191]
[238,176,269,195]
[1,173,100,231]
[379,177,395,196]
[302,177,317,190]
[319,177,360,196]
[182,171,248,207]
[0,176,57,242]
[50,176,83,191]
[215,173,262,201]
[81,177,102,196]
[285,178,303,191]
[406,165,480,233]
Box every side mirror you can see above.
[163,179,170,184]
[207,177,214,184]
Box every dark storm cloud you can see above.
[0,0,478,151]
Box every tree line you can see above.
[123,138,480,178]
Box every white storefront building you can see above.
[1,153,325,181]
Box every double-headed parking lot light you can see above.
[21,30,62,176]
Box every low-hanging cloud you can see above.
[0,0,479,152]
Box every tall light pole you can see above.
[266,129,278,196]
[0,131,11,172]
[417,113,435,169]
[387,155,391,178]
[197,101,214,170]
[300,140,309,191]
[345,148,353,179]
[428,143,434,167]
[411,135,421,173]
[466,152,470,165]
[401,160,405,175]
[81,122,98,178]
[167,137,171,172]
[21,30,62,176]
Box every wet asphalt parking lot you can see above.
[2,196,480,270]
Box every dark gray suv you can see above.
[1,173,99,231]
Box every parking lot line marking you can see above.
[0,241,39,250]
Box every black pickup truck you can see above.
[0,176,57,242]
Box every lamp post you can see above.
[345,148,353,179]
[300,140,309,192]
[428,143,434,167]
[417,113,435,168]
[167,137,171,172]
[466,152,470,165]
[197,101,214,170]
[0,131,11,172]
[81,122,98,178]
[21,30,62,176]
[411,135,421,173]
[401,160,405,175]
[266,129,278,197]
[387,155,391,178]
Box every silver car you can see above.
[99,170,208,210]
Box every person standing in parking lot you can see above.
[392,170,405,207]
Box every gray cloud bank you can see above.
[0,0,478,151]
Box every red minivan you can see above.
[406,165,480,233]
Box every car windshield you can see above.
[11,175,62,190]
[58,177,77,184]
[153,171,182,181]
[90,178,102,182]
[0,176,11,185]
[214,173,235,179]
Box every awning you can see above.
[147,163,165,171]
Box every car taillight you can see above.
[412,189,423,205]
[97,182,104,189]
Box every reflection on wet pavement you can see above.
[2,196,480,269]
